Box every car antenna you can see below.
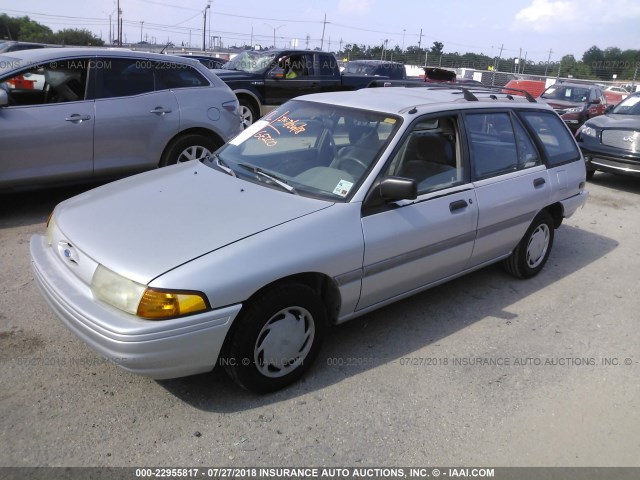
[160,42,173,54]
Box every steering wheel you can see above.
[331,154,369,177]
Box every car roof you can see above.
[297,86,552,116]
[0,47,201,66]
[347,59,403,65]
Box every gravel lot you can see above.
[0,173,638,468]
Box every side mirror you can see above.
[589,98,601,105]
[379,176,417,201]
[0,89,8,107]
[268,67,285,79]
[605,104,615,114]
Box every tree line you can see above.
[1,14,104,47]
[339,42,640,82]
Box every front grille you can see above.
[602,130,640,152]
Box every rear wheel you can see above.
[503,211,555,279]
[239,98,258,129]
[586,166,596,180]
[222,283,327,393]
[160,134,219,167]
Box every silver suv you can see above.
[0,48,242,191]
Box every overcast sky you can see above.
[2,0,639,61]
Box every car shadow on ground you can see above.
[158,223,618,410]
[0,183,105,230]
[588,172,640,195]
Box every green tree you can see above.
[51,28,104,46]
[430,41,444,56]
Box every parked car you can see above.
[0,40,54,53]
[0,48,242,191]
[171,53,226,69]
[576,91,640,179]
[603,85,629,106]
[502,79,546,98]
[342,59,407,80]
[31,86,588,392]
[538,82,607,132]
[214,49,420,128]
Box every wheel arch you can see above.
[545,202,564,229]
[238,272,342,325]
[159,127,225,167]
[233,89,262,112]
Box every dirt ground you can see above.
[1,173,638,467]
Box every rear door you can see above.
[464,110,550,267]
[0,58,94,189]
[92,57,180,177]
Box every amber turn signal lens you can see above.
[136,289,208,320]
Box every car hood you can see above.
[585,114,640,130]
[213,69,261,82]
[54,161,331,285]
[538,98,583,109]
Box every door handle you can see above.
[533,178,546,187]
[64,114,91,123]
[449,199,468,212]
[150,107,172,115]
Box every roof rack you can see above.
[403,83,538,103]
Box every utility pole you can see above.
[202,4,210,50]
[208,0,212,50]
[492,43,503,86]
[116,0,121,46]
[544,48,553,76]
[305,35,310,49]
[320,13,328,50]
[418,28,423,65]
[140,21,144,43]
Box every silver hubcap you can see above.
[526,224,550,269]
[254,306,315,378]
[176,145,212,163]
[240,105,254,129]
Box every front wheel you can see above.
[222,284,327,393]
[503,211,555,279]
[160,134,219,167]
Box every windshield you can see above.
[204,100,401,201]
[611,94,640,115]
[541,85,590,103]
[223,51,278,73]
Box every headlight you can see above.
[91,265,209,320]
[577,125,598,138]
[46,214,57,246]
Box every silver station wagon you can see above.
[31,86,588,392]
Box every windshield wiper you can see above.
[237,163,297,194]
[212,154,236,177]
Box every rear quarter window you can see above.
[518,111,581,167]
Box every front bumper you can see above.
[581,147,640,177]
[30,235,242,379]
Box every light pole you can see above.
[140,21,144,43]
[264,23,285,48]
[202,4,210,51]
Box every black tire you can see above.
[503,211,555,279]
[160,134,219,167]
[238,98,258,129]
[586,167,596,180]
[222,283,327,393]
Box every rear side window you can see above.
[95,59,154,98]
[155,64,208,90]
[519,111,581,166]
[466,112,518,180]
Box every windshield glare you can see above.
[223,51,277,73]
[612,95,640,115]
[205,100,400,201]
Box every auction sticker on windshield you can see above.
[333,180,354,197]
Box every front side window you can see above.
[519,111,581,166]
[0,59,89,106]
[384,115,464,194]
[205,100,401,201]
